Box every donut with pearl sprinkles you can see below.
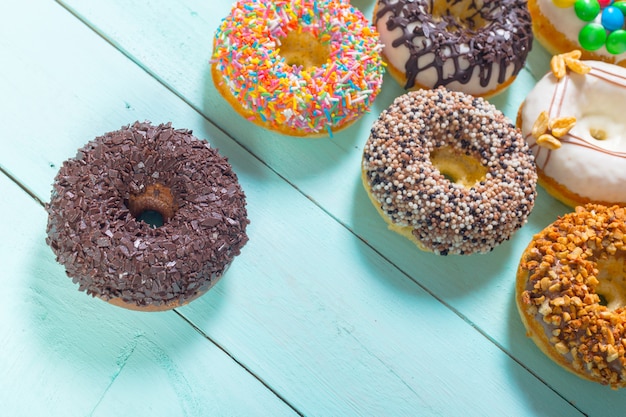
[211,0,385,137]
[517,204,626,388]
[362,87,537,255]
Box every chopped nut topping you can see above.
[519,204,626,388]
[556,342,570,355]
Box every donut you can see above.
[45,122,250,311]
[362,87,538,255]
[517,204,626,388]
[529,0,626,66]
[517,52,626,207]
[373,0,534,97]
[211,0,385,137]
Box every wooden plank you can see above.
[50,1,626,415]
[0,174,297,416]
[0,0,594,415]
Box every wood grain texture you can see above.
[52,0,626,414]
[0,174,297,416]
[0,0,620,415]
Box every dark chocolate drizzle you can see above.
[46,122,249,308]
[375,0,533,90]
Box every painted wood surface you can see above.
[0,0,623,415]
[0,173,298,416]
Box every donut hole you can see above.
[278,30,330,69]
[136,210,165,228]
[430,147,488,188]
[590,127,608,141]
[127,183,177,228]
[598,293,609,307]
[595,256,626,311]
[431,0,488,31]
[578,112,623,146]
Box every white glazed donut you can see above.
[373,0,534,97]
[518,58,626,207]
[529,0,626,66]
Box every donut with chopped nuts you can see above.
[46,121,249,311]
[517,204,626,389]
[362,87,537,255]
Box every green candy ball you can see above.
[579,23,608,50]
[606,30,626,54]
[575,0,601,21]
[612,1,626,16]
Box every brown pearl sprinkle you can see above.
[362,87,537,255]
[517,204,626,389]
[46,121,249,311]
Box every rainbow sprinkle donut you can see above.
[211,0,385,137]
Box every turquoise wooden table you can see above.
[1,1,624,416]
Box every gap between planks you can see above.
[0,163,306,416]
[17,2,587,415]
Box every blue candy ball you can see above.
[602,6,625,31]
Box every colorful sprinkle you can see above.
[211,0,385,136]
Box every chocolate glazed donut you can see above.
[374,0,534,97]
[46,122,249,311]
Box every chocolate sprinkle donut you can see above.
[362,87,537,255]
[46,122,249,311]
